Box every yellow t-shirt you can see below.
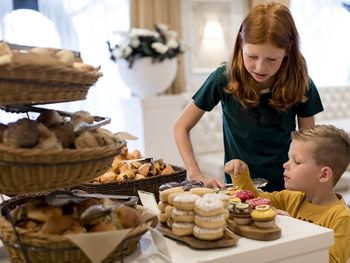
[234,171,350,263]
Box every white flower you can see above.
[130,28,158,38]
[130,37,140,48]
[151,42,169,54]
[166,30,178,40]
[167,39,179,49]
[157,23,168,32]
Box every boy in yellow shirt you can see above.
[225,125,350,263]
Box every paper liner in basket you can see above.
[65,206,158,263]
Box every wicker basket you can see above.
[0,193,157,263]
[0,141,125,195]
[73,165,187,202]
[0,56,102,105]
[0,80,90,105]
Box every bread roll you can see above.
[3,118,39,148]
[41,215,76,235]
[37,110,64,128]
[111,205,141,229]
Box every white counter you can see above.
[122,215,333,263]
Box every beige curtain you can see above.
[249,0,290,8]
[130,0,185,95]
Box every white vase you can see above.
[118,57,178,97]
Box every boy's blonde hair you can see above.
[291,125,350,185]
[225,2,308,112]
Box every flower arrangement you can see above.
[107,23,184,68]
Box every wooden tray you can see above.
[157,224,239,249]
[226,219,281,241]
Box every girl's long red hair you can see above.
[225,2,308,112]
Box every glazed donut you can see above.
[172,222,195,237]
[157,201,168,213]
[159,182,181,192]
[172,208,195,223]
[167,217,174,229]
[168,191,191,205]
[234,190,255,202]
[193,225,224,241]
[181,180,204,191]
[246,197,271,209]
[164,205,175,218]
[158,212,168,224]
[160,186,184,202]
[202,193,230,207]
[194,214,226,229]
[190,187,215,196]
[173,194,200,211]
[194,198,224,217]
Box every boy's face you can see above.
[242,42,285,88]
[283,140,322,192]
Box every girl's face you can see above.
[282,140,322,192]
[242,43,286,88]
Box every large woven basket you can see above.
[73,165,187,202]
[0,52,102,105]
[0,141,125,195]
[0,193,157,263]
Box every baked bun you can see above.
[189,187,215,196]
[3,118,39,148]
[27,205,62,223]
[193,225,224,241]
[41,215,76,235]
[37,110,64,128]
[89,220,117,232]
[111,205,141,229]
[50,122,75,148]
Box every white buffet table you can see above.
[0,215,334,263]
[119,215,333,263]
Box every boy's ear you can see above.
[319,166,333,183]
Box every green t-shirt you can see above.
[192,65,324,191]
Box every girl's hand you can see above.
[224,159,248,178]
[201,177,225,189]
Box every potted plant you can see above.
[107,24,184,97]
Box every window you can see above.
[0,0,131,133]
[290,0,350,87]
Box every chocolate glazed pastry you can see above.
[181,180,204,191]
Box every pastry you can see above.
[168,191,191,206]
[111,205,141,229]
[231,203,252,225]
[41,215,76,235]
[194,197,224,217]
[3,118,40,148]
[172,208,195,223]
[193,225,224,241]
[172,222,194,237]
[159,186,184,202]
[189,187,215,196]
[36,110,64,128]
[159,181,181,192]
[194,214,226,229]
[202,193,230,207]
[246,197,271,209]
[49,122,75,148]
[234,190,255,202]
[251,204,276,229]
[173,193,200,211]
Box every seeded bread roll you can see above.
[111,205,141,229]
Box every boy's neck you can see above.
[305,190,339,205]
